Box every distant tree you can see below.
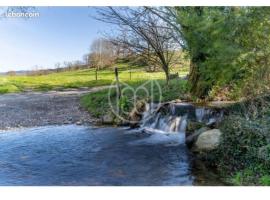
[6,71,16,76]
[82,54,91,68]
[88,38,117,70]
[54,62,62,72]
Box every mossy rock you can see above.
[129,100,146,126]
[186,120,205,134]
[186,127,210,148]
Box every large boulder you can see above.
[186,127,210,148]
[193,129,223,152]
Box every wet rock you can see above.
[193,129,223,152]
[76,121,82,125]
[129,101,146,128]
[115,118,129,126]
[156,102,195,118]
[186,127,210,148]
[186,121,205,134]
[206,118,218,128]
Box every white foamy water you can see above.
[137,103,190,146]
[128,128,186,146]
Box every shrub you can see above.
[203,95,270,185]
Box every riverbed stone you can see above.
[194,129,223,152]
[186,127,210,148]
[129,100,146,128]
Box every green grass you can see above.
[0,63,189,94]
[260,176,270,186]
[81,79,188,118]
[231,165,270,186]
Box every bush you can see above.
[208,112,270,185]
[217,116,268,169]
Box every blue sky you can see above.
[0,7,111,72]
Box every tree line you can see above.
[5,7,269,100]
[94,7,270,100]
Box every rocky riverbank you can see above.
[99,97,270,186]
[0,86,110,130]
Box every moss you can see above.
[186,121,205,134]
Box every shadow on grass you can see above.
[0,88,8,94]
[62,79,113,89]
[36,84,54,91]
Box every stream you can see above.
[0,102,227,186]
[0,124,224,186]
[0,125,191,185]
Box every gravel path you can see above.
[0,86,110,130]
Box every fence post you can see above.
[129,65,131,80]
[114,67,121,100]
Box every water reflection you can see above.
[0,125,193,186]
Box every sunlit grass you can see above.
[81,78,188,118]
[0,64,189,94]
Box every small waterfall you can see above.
[195,108,206,122]
[140,102,224,141]
[195,107,224,125]
[140,103,190,141]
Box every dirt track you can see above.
[0,86,110,130]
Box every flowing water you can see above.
[0,103,225,186]
[0,125,194,186]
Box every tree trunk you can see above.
[188,56,210,99]
[164,67,170,85]
[159,56,170,85]
[188,60,200,95]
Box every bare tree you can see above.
[95,7,180,83]
[6,71,16,76]
[88,38,117,69]
[54,62,61,72]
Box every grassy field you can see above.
[81,79,189,118]
[0,64,189,94]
